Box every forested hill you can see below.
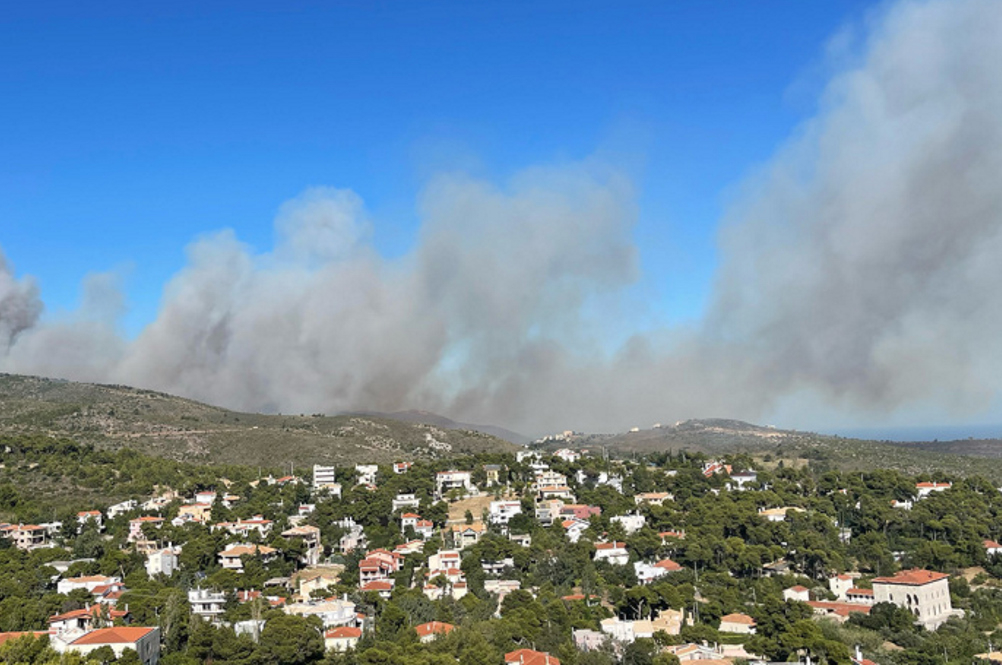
[0,373,517,467]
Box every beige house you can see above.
[218,544,278,572]
[718,613,756,634]
[873,569,957,629]
[296,567,343,599]
[451,522,486,549]
[324,626,361,652]
[282,525,323,566]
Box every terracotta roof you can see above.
[916,482,951,488]
[505,649,561,665]
[986,540,1002,549]
[872,569,949,586]
[451,523,486,533]
[719,613,756,626]
[595,541,626,550]
[325,627,362,639]
[789,585,809,592]
[415,621,455,638]
[401,513,422,519]
[220,544,277,557]
[654,559,683,571]
[847,588,874,596]
[70,627,156,645]
[808,601,872,616]
[360,581,393,591]
[49,605,127,623]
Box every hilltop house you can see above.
[872,569,959,630]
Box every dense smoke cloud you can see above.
[2,0,1001,434]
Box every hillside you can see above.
[551,418,1002,482]
[348,409,531,444]
[0,373,517,467]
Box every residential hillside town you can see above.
[3,435,1002,665]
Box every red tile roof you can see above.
[325,627,362,639]
[872,569,949,586]
[719,613,756,626]
[506,649,561,665]
[70,627,156,645]
[808,601,872,617]
[414,621,454,638]
[654,559,683,571]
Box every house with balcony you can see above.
[218,544,278,572]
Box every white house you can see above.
[189,588,226,623]
[436,470,475,498]
[634,558,683,584]
[355,465,379,486]
[915,482,951,499]
[488,500,522,526]
[392,493,421,512]
[313,466,342,497]
[728,471,758,491]
[553,449,580,463]
[829,574,855,600]
[783,585,810,602]
[562,519,590,544]
[76,511,103,532]
[284,598,358,628]
[146,549,179,577]
[516,450,542,464]
[611,513,646,534]
[845,587,875,605]
[107,500,138,519]
[51,627,160,665]
[57,575,121,596]
[593,542,629,566]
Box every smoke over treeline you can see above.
[2,0,1002,434]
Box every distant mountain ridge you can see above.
[536,417,1002,481]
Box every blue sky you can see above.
[1,0,877,337]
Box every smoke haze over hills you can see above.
[2,0,1001,435]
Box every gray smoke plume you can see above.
[2,0,1002,434]
[0,251,42,356]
